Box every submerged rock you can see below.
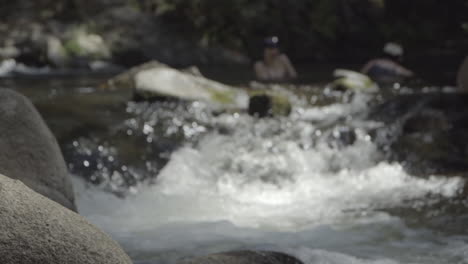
[0,89,76,211]
[178,251,303,264]
[371,93,468,175]
[0,174,132,264]
[248,91,292,117]
[248,94,272,117]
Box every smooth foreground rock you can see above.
[178,251,303,264]
[0,89,76,211]
[0,174,132,264]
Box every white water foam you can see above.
[75,95,466,263]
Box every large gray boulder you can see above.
[0,173,132,264]
[0,89,76,211]
[178,251,303,264]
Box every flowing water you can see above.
[1,70,468,264]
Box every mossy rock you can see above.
[104,61,172,91]
[64,27,110,60]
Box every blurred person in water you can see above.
[254,36,298,82]
[361,42,414,84]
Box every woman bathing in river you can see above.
[254,36,298,82]
[361,42,413,84]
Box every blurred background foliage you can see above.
[136,0,468,61]
[1,0,468,63]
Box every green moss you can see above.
[64,39,82,56]
[271,94,292,116]
[208,88,235,104]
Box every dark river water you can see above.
[1,66,468,264]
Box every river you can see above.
[1,68,467,264]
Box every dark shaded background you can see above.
[1,0,468,83]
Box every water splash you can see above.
[74,91,466,263]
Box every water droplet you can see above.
[143,124,154,135]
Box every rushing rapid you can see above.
[72,91,468,264]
